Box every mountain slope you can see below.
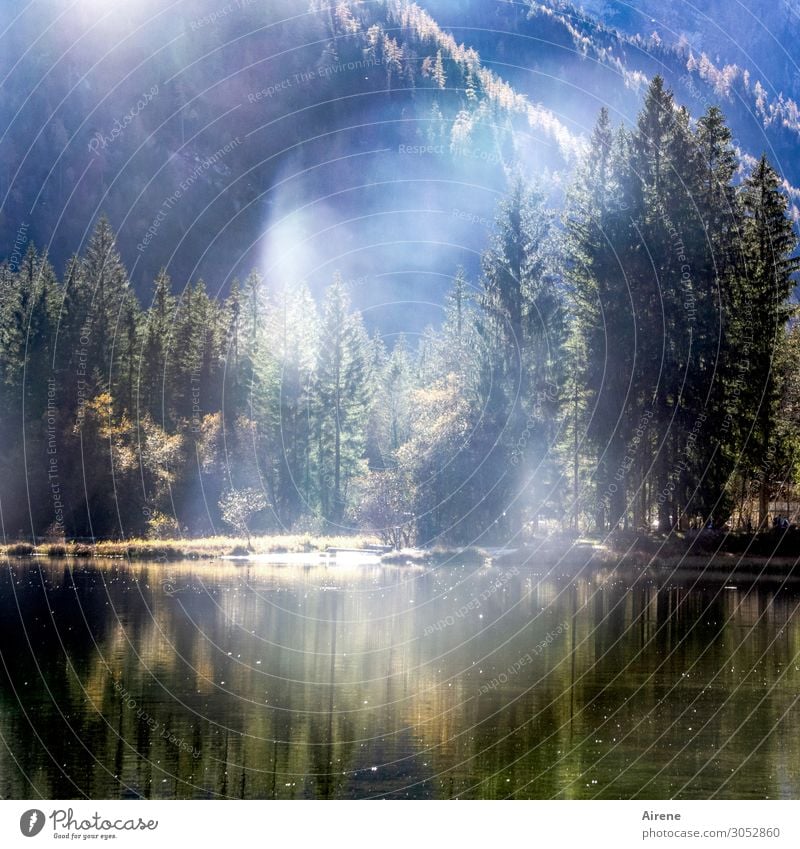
[1,0,798,331]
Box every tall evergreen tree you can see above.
[739,155,799,526]
[252,283,318,525]
[138,270,176,423]
[76,216,131,398]
[564,109,634,530]
[478,177,566,536]
[314,275,371,524]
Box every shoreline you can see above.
[0,532,799,576]
[0,534,382,561]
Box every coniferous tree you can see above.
[565,109,637,530]
[76,216,131,399]
[139,270,176,423]
[252,283,318,526]
[314,275,371,524]
[740,155,800,526]
[477,177,566,537]
[678,105,742,525]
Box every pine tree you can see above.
[681,105,741,524]
[314,275,371,523]
[371,334,414,465]
[77,216,131,397]
[477,177,565,536]
[564,110,635,529]
[739,154,799,526]
[252,283,318,525]
[139,270,176,423]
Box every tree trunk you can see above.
[759,480,770,530]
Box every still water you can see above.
[0,557,798,799]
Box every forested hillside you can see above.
[3,73,798,545]
[4,0,800,306]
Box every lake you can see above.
[0,557,798,799]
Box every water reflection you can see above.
[0,559,798,799]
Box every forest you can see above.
[2,77,798,547]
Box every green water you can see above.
[0,558,798,799]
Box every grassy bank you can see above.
[4,529,800,573]
[0,534,382,561]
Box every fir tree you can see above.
[740,155,800,526]
[314,275,371,523]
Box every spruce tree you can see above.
[564,109,634,530]
[314,275,371,524]
[139,270,176,423]
[77,216,131,398]
[478,177,565,536]
[740,155,799,526]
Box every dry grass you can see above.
[5,533,794,572]
[0,533,382,561]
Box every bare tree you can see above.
[219,488,268,550]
